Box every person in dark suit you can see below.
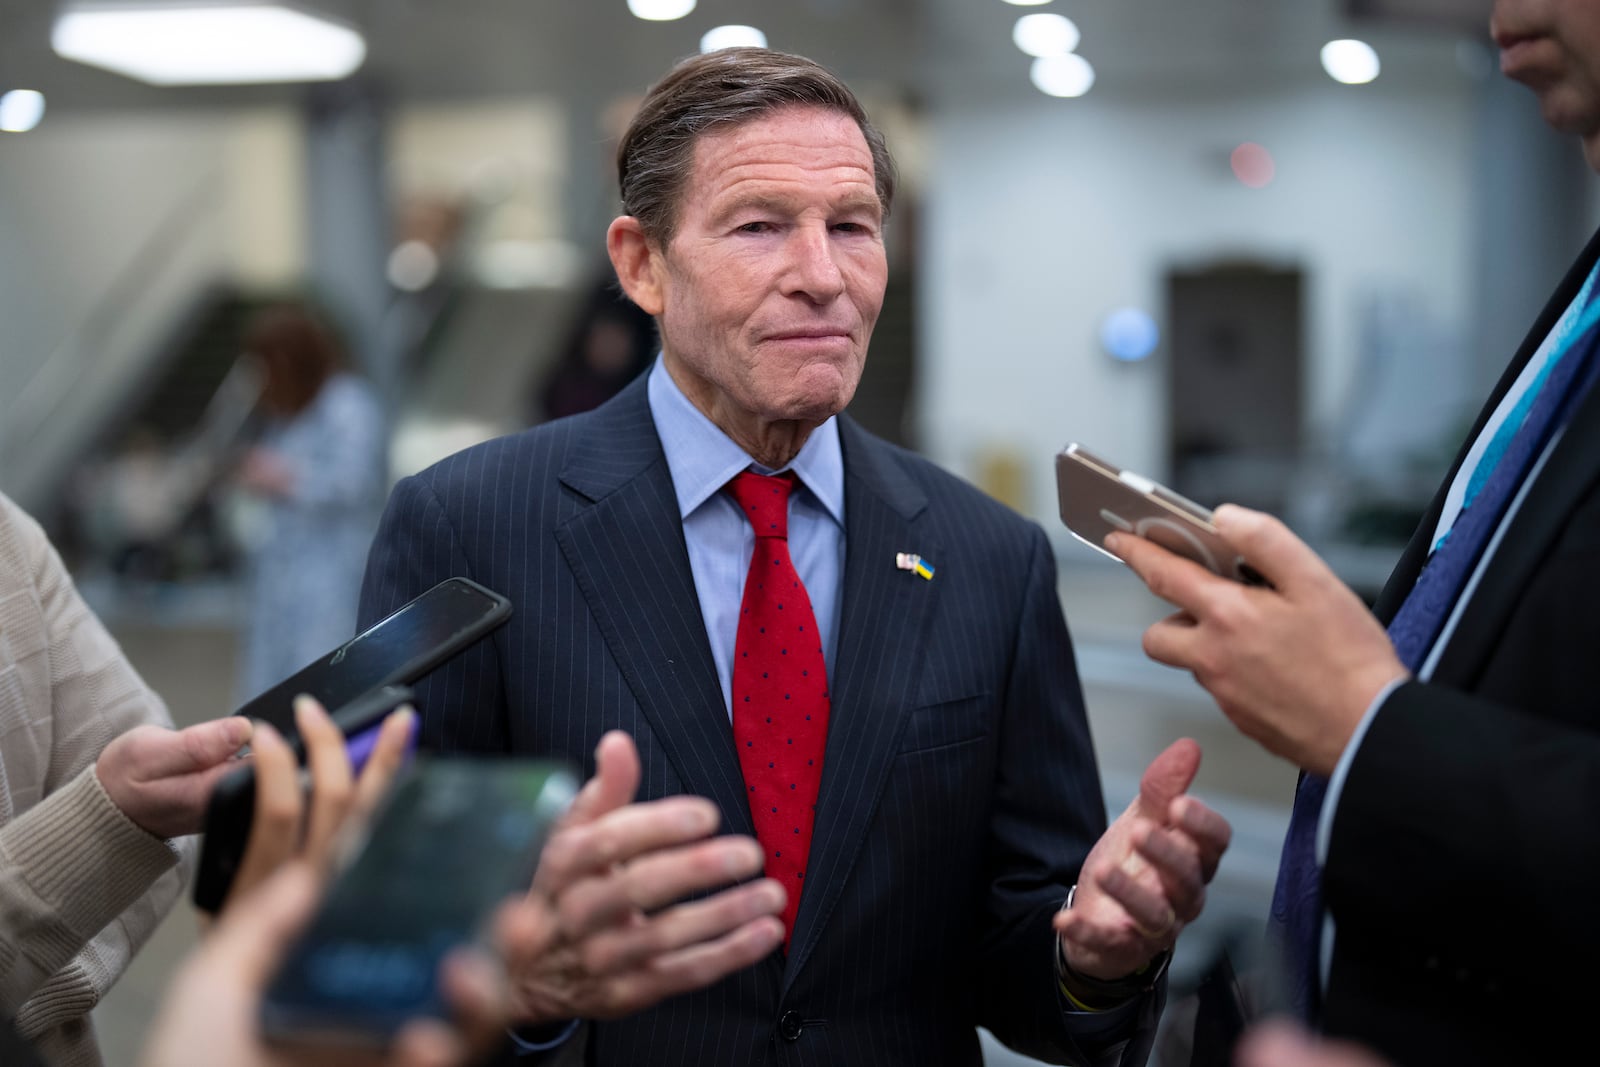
[1113,2,1600,1064]
[359,47,1231,1066]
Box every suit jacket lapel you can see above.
[784,417,938,991]
[1373,226,1600,625]
[553,379,756,838]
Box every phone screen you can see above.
[235,577,510,738]
[261,758,578,1045]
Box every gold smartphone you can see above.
[1055,443,1266,585]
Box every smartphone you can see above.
[192,685,417,914]
[1056,443,1267,585]
[259,757,579,1049]
[233,576,512,741]
[192,575,514,913]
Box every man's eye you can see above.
[737,221,774,234]
[833,222,874,235]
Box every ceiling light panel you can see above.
[52,3,367,86]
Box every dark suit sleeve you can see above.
[1327,679,1600,985]
[358,472,510,753]
[976,527,1162,1067]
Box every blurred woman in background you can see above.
[233,304,386,701]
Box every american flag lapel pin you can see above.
[895,552,935,580]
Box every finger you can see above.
[297,695,356,863]
[1211,505,1330,594]
[1235,1020,1391,1067]
[229,722,303,909]
[436,946,511,1055]
[352,707,416,819]
[132,717,254,780]
[1099,860,1181,941]
[1137,738,1200,819]
[1108,531,1227,615]
[1133,826,1206,922]
[1169,796,1233,882]
[535,796,719,895]
[201,862,320,989]
[562,731,642,829]
[390,1019,469,1067]
[597,916,784,1019]
[558,836,766,934]
[577,878,785,976]
[491,896,558,974]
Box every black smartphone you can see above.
[234,576,512,741]
[259,757,579,1049]
[1056,443,1269,586]
[191,576,514,914]
[193,685,417,914]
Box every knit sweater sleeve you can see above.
[0,492,192,1039]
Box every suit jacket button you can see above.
[779,1010,804,1042]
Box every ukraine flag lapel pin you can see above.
[895,552,935,580]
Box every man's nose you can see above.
[783,225,846,302]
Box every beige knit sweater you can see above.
[0,492,195,1067]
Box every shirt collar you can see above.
[647,356,844,525]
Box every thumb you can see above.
[136,717,254,781]
[199,862,320,990]
[563,730,640,827]
[1138,738,1200,819]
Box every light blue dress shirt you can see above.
[646,357,846,716]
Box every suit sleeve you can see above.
[975,527,1162,1067]
[359,472,510,754]
[1326,679,1600,984]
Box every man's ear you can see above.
[606,216,665,316]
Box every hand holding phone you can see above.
[1056,443,1268,586]
[194,576,514,913]
[259,757,579,1048]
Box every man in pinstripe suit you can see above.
[359,47,1231,1066]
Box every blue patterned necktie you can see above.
[1267,262,1600,1023]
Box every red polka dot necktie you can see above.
[727,470,830,948]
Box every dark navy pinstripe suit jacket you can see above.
[358,377,1160,1066]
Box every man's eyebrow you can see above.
[710,190,883,223]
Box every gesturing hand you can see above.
[1054,739,1231,983]
[508,731,786,1025]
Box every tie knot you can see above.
[728,470,794,539]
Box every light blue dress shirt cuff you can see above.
[1316,676,1407,866]
[505,1018,581,1055]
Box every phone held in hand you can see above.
[1055,443,1268,586]
[192,576,514,914]
[233,576,512,743]
[259,757,579,1049]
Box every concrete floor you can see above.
[87,554,1302,1066]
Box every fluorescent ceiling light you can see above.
[628,0,695,21]
[1013,13,1080,58]
[701,25,767,52]
[1321,39,1380,85]
[51,3,366,86]
[1031,53,1095,97]
[0,90,46,132]
[1002,0,1053,6]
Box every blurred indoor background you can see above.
[0,0,1581,1063]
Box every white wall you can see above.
[0,107,303,506]
[917,82,1475,527]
